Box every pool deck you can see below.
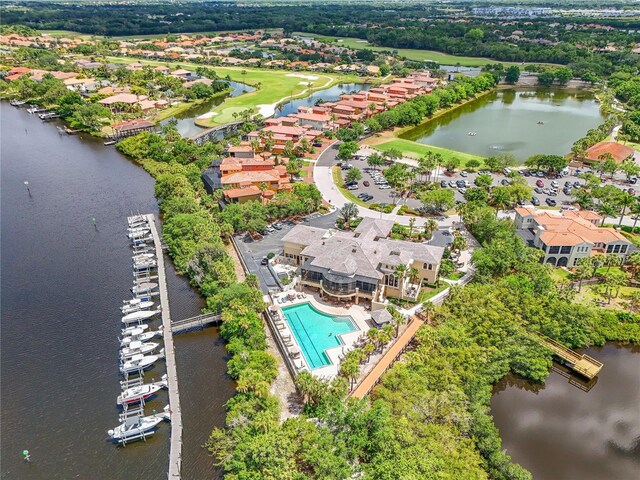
[272,292,371,378]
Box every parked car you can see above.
[503,168,512,175]
[344,180,357,187]
[629,188,636,196]
[347,185,359,190]
[629,177,638,184]
[458,188,467,194]
[448,181,457,188]
[551,180,559,188]
[536,179,544,188]
[460,171,468,177]
[545,198,557,206]
[517,198,526,206]
[501,179,510,186]
[363,180,370,187]
[261,257,269,266]
[531,197,540,206]
[534,187,543,194]
[440,180,448,188]
[313,141,322,147]
[456,180,465,188]
[340,163,352,170]
[379,185,391,189]
[362,194,374,201]
[273,222,283,230]
[536,171,545,177]
[573,181,582,189]
[265,225,275,233]
[522,170,532,177]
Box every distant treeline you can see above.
[4,2,640,72]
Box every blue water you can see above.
[282,303,356,369]
[274,83,371,118]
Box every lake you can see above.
[0,104,233,479]
[491,344,640,480]
[274,82,371,117]
[400,88,605,161]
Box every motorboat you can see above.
[131,236,153,246]
[107,406,170,443]
[132,253,155,261]
[103,140,116,146]
[117,375,168,406]
[120,341,160,359]
[120,328,162,347]
[128,229,150,239]
[121,323,149,336]
[121,309,160,325]
[131,282,158,295]
[121,300,154,315]
[133,260,157,271]
[123,295,152,306]
[120,353,159,374]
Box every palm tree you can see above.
[424,219,438,242]
[394,264,408,298]
[604,254,621,273]
[339,202,359,226]
[421,301,436,324]
[451,233,468,254]
[574,257,593,292]
[630,198,640,230]
[408,217,416,238]
[617,192,636,227]
[386,305,406,337]
[596,202,619,226]
[295,371,318,405]
[408,267,420,287]
[366,327,380,351]
[249,139,260,153]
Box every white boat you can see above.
[133,260,157,270]
[132,253,155,261]
[128,215,147,225]
[120,353,159,374]
[121,323,149,336]
[131,282,158,295]
[117,375,168,406]
[120,329,162,346]
[121,309,160,325]
[107,406,170,443]
[128,229,150,239]
[121,300,154,315]
[131,236,153,245]
[120,341,160,359]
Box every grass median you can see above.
[373,138,485,167]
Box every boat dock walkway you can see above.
[171,313,221,334]
[144,214,182,480]
[535,333,603,380]
[349,316,425,399]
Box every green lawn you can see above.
[294,32,520,67]
[101,56,366,126]
[39,30,99,40]
[374,138,485,166]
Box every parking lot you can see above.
[234,212,338,293]
[340,153,637,211]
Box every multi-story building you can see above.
[281,218,444,304]
[515,207,632,266]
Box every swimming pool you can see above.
[281,303,357,369]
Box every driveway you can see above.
[234,212,338,292]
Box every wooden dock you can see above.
[349,316,424,399]
[145,214,182,480]
[535,334,603,380]
[171,313,221,334]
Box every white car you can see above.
[379,185,391,189]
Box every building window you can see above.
[424,263,432,270]
[560,246,572,254]
[613,245,621,254]
[606,245,614,253]
[549,246,560,254]
[384,274,398,288]
[621,245,628,253]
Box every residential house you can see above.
[515,207,632,266]
[282,218,444,304]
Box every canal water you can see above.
[491,344,640,480]
[0,104,233,479]
[274,82,371,118]
[401,88,604,160]
[162,80,255,138]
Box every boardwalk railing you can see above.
[349,316,425,399]
[170,313,222,334]
[534,333,603,380]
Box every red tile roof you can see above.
[585,142,635,164]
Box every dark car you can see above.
[517,198,526,206]
[440,180,448,188]
[363,194,374,201]
[629,188,636,196]
[261,257,269,266]
[531,197,540,206]
[545,198,557,206]
[573,181,581,188]
[534,187,543,194]
[456,180,465,188]
[363,180,370,187]
[630,177,638,185]
[272,222,283,230]
[313,141,322,147]
[501,179,510,186]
